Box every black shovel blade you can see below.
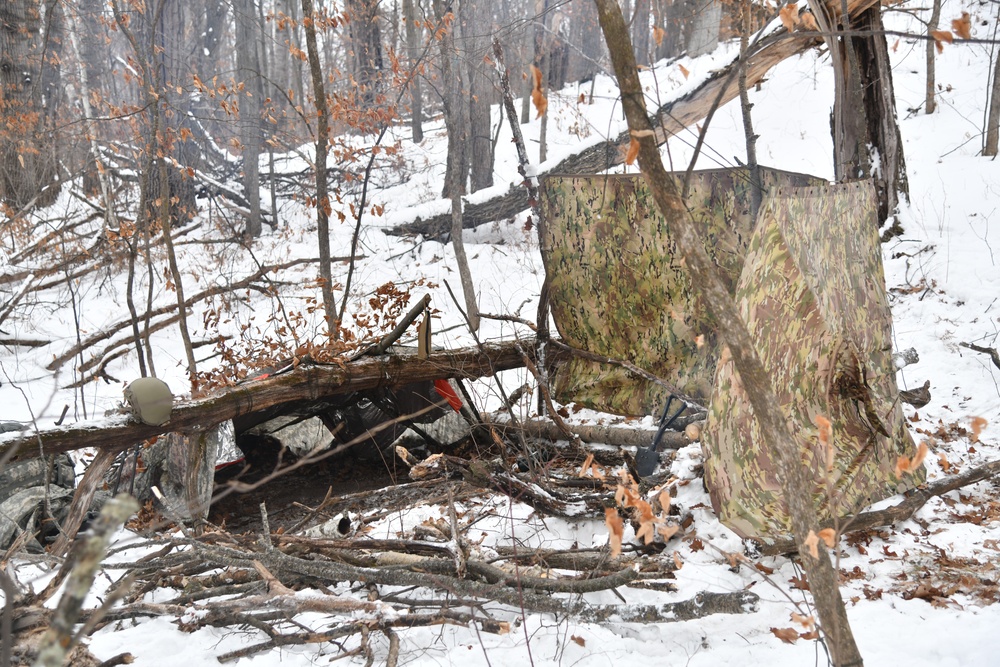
[635,445,660,478]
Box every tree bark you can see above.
[465,0,495,191]
[403,0,424,144]
[434,0,470,198]
[985,27,1000,156]
[925,0,941,114]
[345,0,383,105]
[592,1,863,664]
[236,0,263,237]
[301,0,337,331]
[686,0,720,57]
[850,6,908,226]
[0,0,63,209]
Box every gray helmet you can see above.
[124,377,173,426]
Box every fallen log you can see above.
[387,1,880,240]
[0,340,533,460]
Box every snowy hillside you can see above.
[3,1,1000,666]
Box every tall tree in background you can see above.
[403,0,424,143]
[0,0,63,210]
[465,0,495,191]
[236,0,264,237]
[345,0,384,105]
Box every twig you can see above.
[960,341,1000,370]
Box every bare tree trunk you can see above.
[236,0,263,237]
[403,0,424,143]
[631,0,651,67]
[434,0,470,198]
[158,159,198,390]
[686,0,720,57]
[925,0,941,114]
[850,6,908,226]
[450,194,480,331]
[0,0,63,209]
[592,2,864,665]
[985,34,1000,156]
[301,0,337,333]
[812,2,869,182]
[737,1,761,219]
[345,0,384,105]
[466,0,495,191]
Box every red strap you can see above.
[434,379,462,412]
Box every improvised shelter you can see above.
[539,170,924,540]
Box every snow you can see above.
[4,1,1000,665]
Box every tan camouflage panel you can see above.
[540,168,824,416]
[702,180,924,541]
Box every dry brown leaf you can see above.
[815,414,832,445]
[657,523,680,541]
[570,635,586,647]
[677,63,690,80]
[771,626,800,644]
[971,416,988,442]
[685,422,702,440]
[530,64,547,118]
[672,550,683,569]
[625,137,640,165]
[951,12,972,40]
[779,3,799,32]
[578,453,595,477]
[817,528,837,548]
[892,38,900,53]
[799,9,818,31]
[654,25,666,47]
[938,452,952,473]
[790,612,815,629]
[931,29,954,54]
[590,463,606,481]
[605,507,624,558]
[658,488,671,514]
[896,441,929,476]
[803,530,820,559]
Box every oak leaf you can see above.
[653,25,666,47]
[817,528,837,548]
[930,30,954,54]
[803,529,820,559]
[779,3,799,32]
[605,507,624,558]
[951,12,972,40]
[771,626,800,644]
[970,416,987,442]
[530,64,547,118]
[625,137,640,165]
[677,63,690,80]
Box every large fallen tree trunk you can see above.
[388,0,879,240]
[0,340,533,460]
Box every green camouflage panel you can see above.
[702,180,924,541]
[540,168,823,415]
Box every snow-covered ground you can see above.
[4,1,1000,665]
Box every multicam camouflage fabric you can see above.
[539,168,822,415]
[701,180,924,540]
[540,170,923,541]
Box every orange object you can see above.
[434,379,462,411]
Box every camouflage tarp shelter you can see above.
[540,170,924,540]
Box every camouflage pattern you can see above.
[702,180,924,541]
[539,168,822,415]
